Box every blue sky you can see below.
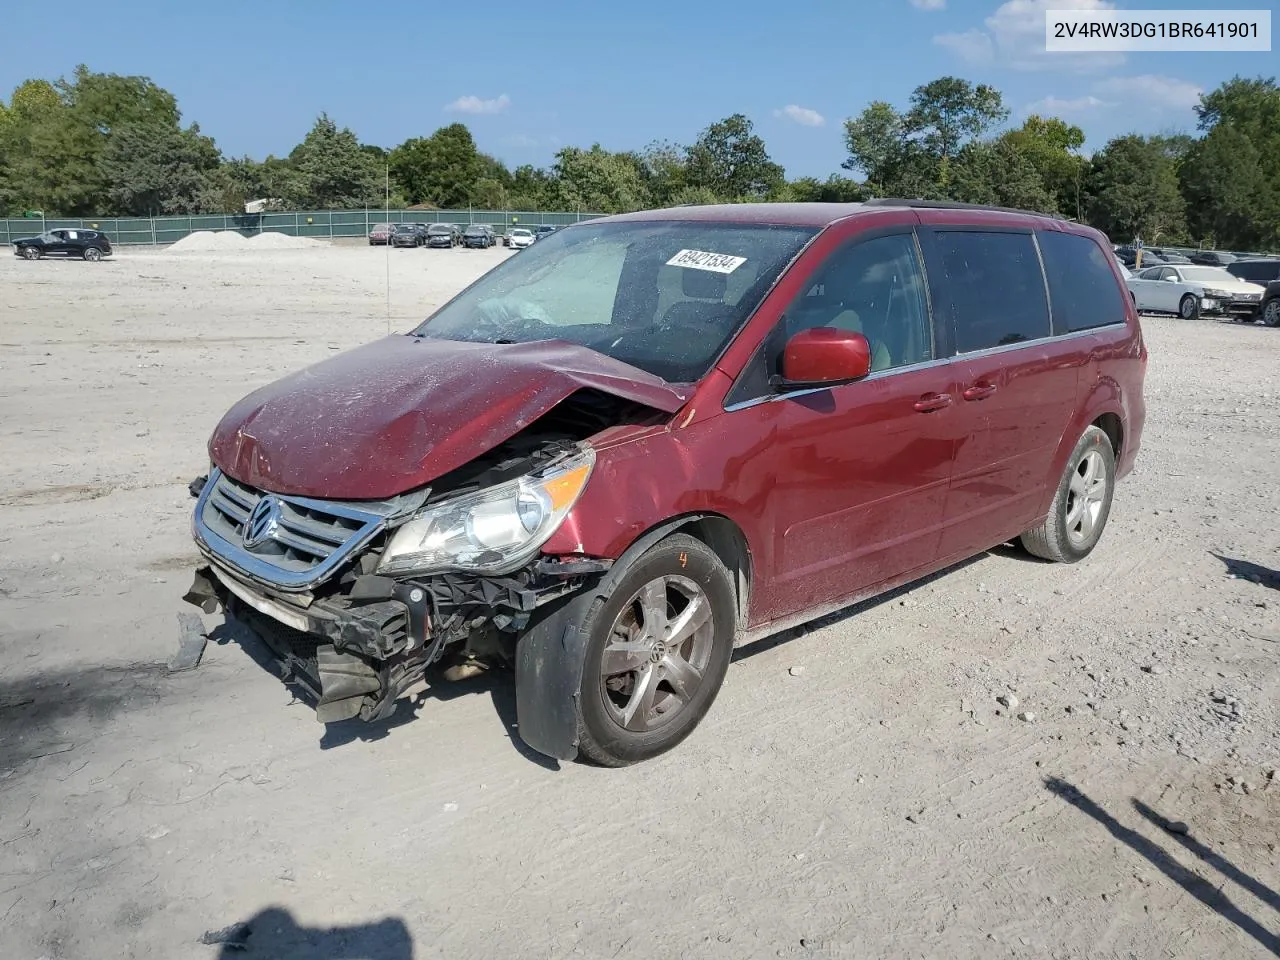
[0,0,1272,177]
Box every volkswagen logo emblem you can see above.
[242,495,282,549]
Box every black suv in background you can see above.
[13,228,113,261]
[1229,258,1280,326]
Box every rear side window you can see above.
[1038,230,1128,333]
[1228,261,1279,284]
[933,231,1049,352]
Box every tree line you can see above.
[1,66,1276,251]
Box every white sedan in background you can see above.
[508,228,534,250]
[1126,264,1265,321]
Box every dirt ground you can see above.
[1,240,1277,960]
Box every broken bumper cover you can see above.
[184,555,610,724]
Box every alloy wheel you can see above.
[1065,450,1108,548]
[599,575,715,733]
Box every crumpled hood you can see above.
[208,335,691,500]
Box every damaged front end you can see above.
[181,401,643,724]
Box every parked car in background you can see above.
[462,224,495,248]
[368,223,395,245]
[1188,249,1236,266]
[1113,246,1167,269]
[1225,257,1280,286]
[534,225,557,243]
[508,228,534,250]
[1126,264,1264,319]
[183,198,1146,766]
[1228,259,1280,326]
[391,224,425,248]
[12,228,113,261]
[1146,247,1191,264]
[426,223,459,248]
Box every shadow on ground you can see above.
[203,906,412,959]
[1045,776,1280,956]
[0,661,171,774]
[1212,553,1280,591]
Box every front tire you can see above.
[21,246,41,260]
[1179,294,1199,320]
[1020,425,1116,563]
[574,534,736,767]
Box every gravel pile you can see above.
[168,230,249,252]
[247,231,326,249]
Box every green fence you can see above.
[0,209,606,246]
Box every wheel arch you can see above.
[1092,411,1123,463]
[515,510,753,762]
[1034,378,1126,520]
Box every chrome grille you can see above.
[195,468,386,591]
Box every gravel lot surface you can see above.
[1,242,1278,959]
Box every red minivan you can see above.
[185,200,1146,766]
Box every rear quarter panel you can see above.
[1032,241,1147,518]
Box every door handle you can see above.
[963,382,998,402]
[913,393,953,413]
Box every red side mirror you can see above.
[779,328,871,387]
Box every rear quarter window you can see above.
[1037,230,1129,334]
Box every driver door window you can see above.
[783,232,933,372]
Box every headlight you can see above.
[1202,288,1231,299]
[376,448,595,577]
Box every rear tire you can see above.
[574,534,736,767]
[1263,300,1280,328]
[1020,425,1116,564]
[83,246,102,262]
[1179,294,1199,320]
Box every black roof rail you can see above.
[862,198,1068,221]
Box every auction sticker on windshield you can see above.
[666,249,747,273]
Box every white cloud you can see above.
[1022,94,1112,116]
[1093,74,1202,112]
[910,0,946,9]
[935,0,1126,71]
[933,28,995,64]
[444,94,511,115]
[774,104,826,127]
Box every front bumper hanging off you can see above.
[183,554,610,725]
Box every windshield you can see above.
[411,220,817,383]
[428,225,451,234]
[1181,266,1235,283]
[394,224,416,232]
[464,225,486,232]
[372,223,392,231]
[512,230,532,237]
